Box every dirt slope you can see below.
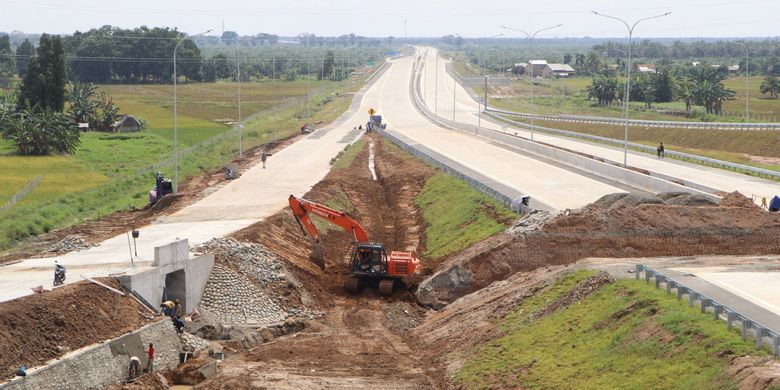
[198,134,442,388]
[418,192,780,308]
[0,279,152,380]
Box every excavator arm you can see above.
[288,195,370,243]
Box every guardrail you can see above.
[636,264,779,356]
[490,108,780,131]
[1,175,42,211]
[484,110,780,182]
[444,61,779,131]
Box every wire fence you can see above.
[1,175,41,212]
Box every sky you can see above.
[0,0,778,39]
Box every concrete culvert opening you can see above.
[165,269,187,309]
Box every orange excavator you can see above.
[288,194,419,296]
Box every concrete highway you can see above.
[418,47,780,203]
[0,55,627,302]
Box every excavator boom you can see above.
[288,195,370,243]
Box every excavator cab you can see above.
[349,243,388,276]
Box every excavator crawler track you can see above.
[344,277,360,294]
[378,279,395,296]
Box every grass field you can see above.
[0,67,377,251]
[455,270,769,389]
[453,53,780,123]
[498,115,780,171]
[415,173,516,259]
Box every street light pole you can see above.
[734,41,749,123]
[592,11,670,167]
[501,24,562,141]
[435,50,439,115]
[173,29,212,193]
[235,40,242,158]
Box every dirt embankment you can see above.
[232,133,435,297]
[198,134,445,388]
[0,279,153,380]
[418,192,780,308]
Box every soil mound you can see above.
[721,191,761,209]
[417,191,780,308]
[0,279,151,380]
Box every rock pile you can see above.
[47,235,95,253]
[179,332,210,352]
[194,238,319,326]
[199,263,287,325]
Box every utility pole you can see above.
[501,24,563,141]
[272,53,277,143]
[236,41,242,158]
[435,50,439,115]
[592,11,671,166]
[452,74,456,124]
[173,29,212,193]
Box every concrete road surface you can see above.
[0,55,627,302]
[418,47,780,202]
[0,68,381,302]
[379,56,622,210]
[672,267,780,317]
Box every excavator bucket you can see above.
[309,244,325,269]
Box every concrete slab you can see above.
[418,47,780,203]
[671,268,780,317]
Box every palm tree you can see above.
[676,78,696,113]
[67,82,98,126]
[586,76,618,105]
[761,75,780,99]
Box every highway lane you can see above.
[378,55,623,211]
[418,47,780,202]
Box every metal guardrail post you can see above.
[756,327,765,349]
[727,311,736,330]
[689,292,698,307]
[635,264,642,280]
[712,305,722,321]
[700,298,711,313]
[742,319,751,340]
[773,335,780,356]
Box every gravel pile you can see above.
[179,332,210,352]
[194,238,319,326]
[507,209,554,236]
[47,235,95,253]
[199,263,287,325]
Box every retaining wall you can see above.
[1,320,181,390]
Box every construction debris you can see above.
[47,235,95,253]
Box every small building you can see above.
[510,62,528,74]
[636,64,656,73]
[528,60,548,77]
[727,64,740,73]
[113,115,142,133]
[543,63,576,78]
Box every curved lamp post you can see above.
[592,11,670,167]
[500,24,562,141]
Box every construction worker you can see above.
[160,300,175,317]
[174,299,183,317]
[657,142,665,158]
[145,343,155,373]
[261,150,270,169]
[128,356,141,379]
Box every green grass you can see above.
[0,74,372,251]
[0,155,107,209]
[455,271,769,389]
[415,173,516,259]
[331,139,367,170]
[499,115,780,171]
